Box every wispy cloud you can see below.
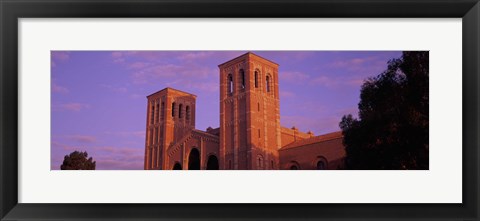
[53,103,90,112]
[51,142,144,170]
[94,146,144,170]
[128,62,152,69]
[52,81,69,94]
[131,63,218,93]
[332,56,377,67]
[52,51,70,61]
[177,52,215,62]
[280,71,311,81]
[309,75,365,88]
[105,130,146,138]
[111,51,170,63]
[68,135,97,143]
[330,56,389,75]
[51,51,71,68]
[280,90,296,99]
[100,84,128,93]
[52,141,79,151]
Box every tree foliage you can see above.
[340,52,429,170]
[60,150,96,170]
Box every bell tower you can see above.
[219,52,281,170]
[144,88,196,170]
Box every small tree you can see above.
[60,151,96,170]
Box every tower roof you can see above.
[218,52,279,67]
[279,131,343,151]
[146,87,197,98]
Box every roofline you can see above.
[218,52,279,67]
[279,136,343,151]
[146,87,197,98]
[279,131,344,151]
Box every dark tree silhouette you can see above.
[60,151,96,170]
[340,51,429,170]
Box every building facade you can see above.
[144,52,346,170]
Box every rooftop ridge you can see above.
[147,87,197,98]
[280,131,343,150]
[218,51,279,67]
[192,129,220,139]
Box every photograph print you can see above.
[51,51,429,170]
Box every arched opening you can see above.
[266,75,271,92]
[316,161,326,170]
[257,155,264,169]
[160,102,165,121]
[173,162,182,170]
[155,103,159,123]
[171,102,176,118]
[206,155,219,170]
[150,103,155,124]
[188,148,200,170]
[289,161,300,170]
[186,106,190,121]
[254,71,259,88]
[240,69,245,89]
[179,104,183,118]
[228,74,233,95]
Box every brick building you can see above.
[144,52,346,170]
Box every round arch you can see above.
[314,156,328,170]
[287,161,301,170]
[188,148,200,170]
[206,155,219,170]
[172,162,182,170]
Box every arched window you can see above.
[254,71,259,88]
[257,155,264,169]
[228,74,233,95]
[179,104,183,118]
[316,161,326,170]
[149,129,153,145]
[160,102,165,121]
[315,157,328,170]
[151,148,156,168]
[240,69,245,89]
[173,162,182,170]
[188,148,200,170]
[153,128,157,145]
[186,105,190,121]
[206,155,219,170]
[150,103,154,124]
[266,75,271,93]
[257,102,260,111]
[155,103,159,123]
[289,161,300,170]
[171,102,176,118]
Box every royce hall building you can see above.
[144,52,346,170]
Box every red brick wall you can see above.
[144,88,196,170]
[279,137,346,170]
[219,53,281,170]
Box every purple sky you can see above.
[51,51,402,170]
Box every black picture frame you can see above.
[1,0,479,220]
